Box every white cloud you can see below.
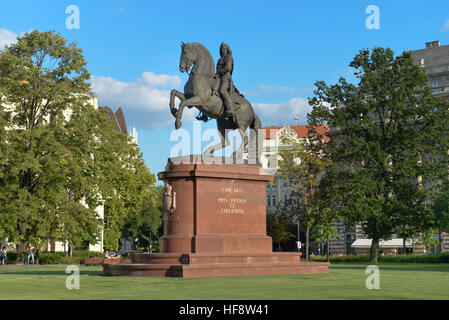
[441,19,449,32]
[253,97,313,127]
[256,84,295,94]
[139,72,180,88]
[0,28,17,50]
[91,72,195,130]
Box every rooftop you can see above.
[411,40,449,67]
[99,106,128,135]
[262,124,330,140]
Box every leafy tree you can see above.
[0,30,156,261]
[267,212,295,251]
[309,207,339,261]
[96,125,156,252]
[308,47,449,262]
[121,185,164,252]
[430,182,449,252]
[277,129,333,261]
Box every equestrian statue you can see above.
[169,42,261,160]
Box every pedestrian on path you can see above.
[0,247,6,266]
[27,244,35,264]
[35,247,39,265]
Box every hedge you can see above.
[309,253,449,263]
[4,250,104,265]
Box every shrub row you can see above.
[310,254,369,263]
[309,253,449,263]
[4,250,104,265]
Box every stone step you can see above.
[103,261,329,278]
[131,252,301,265]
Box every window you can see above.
[433,81,441,88]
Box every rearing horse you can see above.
[169,42,261,158]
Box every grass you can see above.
[1,263,449,300]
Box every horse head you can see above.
[179,42,195,73]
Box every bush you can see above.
[309,253,449,263]
[6,252,17,264]
[378,253,449,263]
[310,254,369,263]
[4,250,104,265]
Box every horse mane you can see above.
[185,42,215,76]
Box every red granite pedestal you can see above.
[103,157,329,278]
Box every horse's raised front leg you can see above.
[170,90,185,118]
[175,95,203,129]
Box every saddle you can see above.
[196,77,246,124]
[211,77,245,108]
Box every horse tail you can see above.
[250,114,262,130]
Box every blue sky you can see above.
[1,0,449,179]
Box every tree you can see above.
[267,211,295,251]
[95,119,157,252]
[277,128,333,261]
[308,47,449,262]
[0,30,156,262]
[430,181,449,253]
[309,206,340,261]
[122,185,164,252]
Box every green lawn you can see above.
[1,263,448,300]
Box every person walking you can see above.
[35,247,39,265]
[0,247,6,266]
[27,244,35,264]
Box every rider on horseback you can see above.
[213,42,237,124]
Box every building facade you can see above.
[410,41,449,254]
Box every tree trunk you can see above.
[370,237,380,263]
[68,244,72,257]
[403,238,406,255]
[306,226,310,261]
[149,228,152,253]
[327,239,330,262]
[17,220,27,264]
[16,242,27,264]
[438,229,442,254]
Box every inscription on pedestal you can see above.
[218,186,247,214]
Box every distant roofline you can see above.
[261,124,329,140]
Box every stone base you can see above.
[160,235,273,254]
[102,252,329,278]
[102,159,330,278]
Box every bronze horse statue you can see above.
[169,42,261,159]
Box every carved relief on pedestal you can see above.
[163,182,176,215]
